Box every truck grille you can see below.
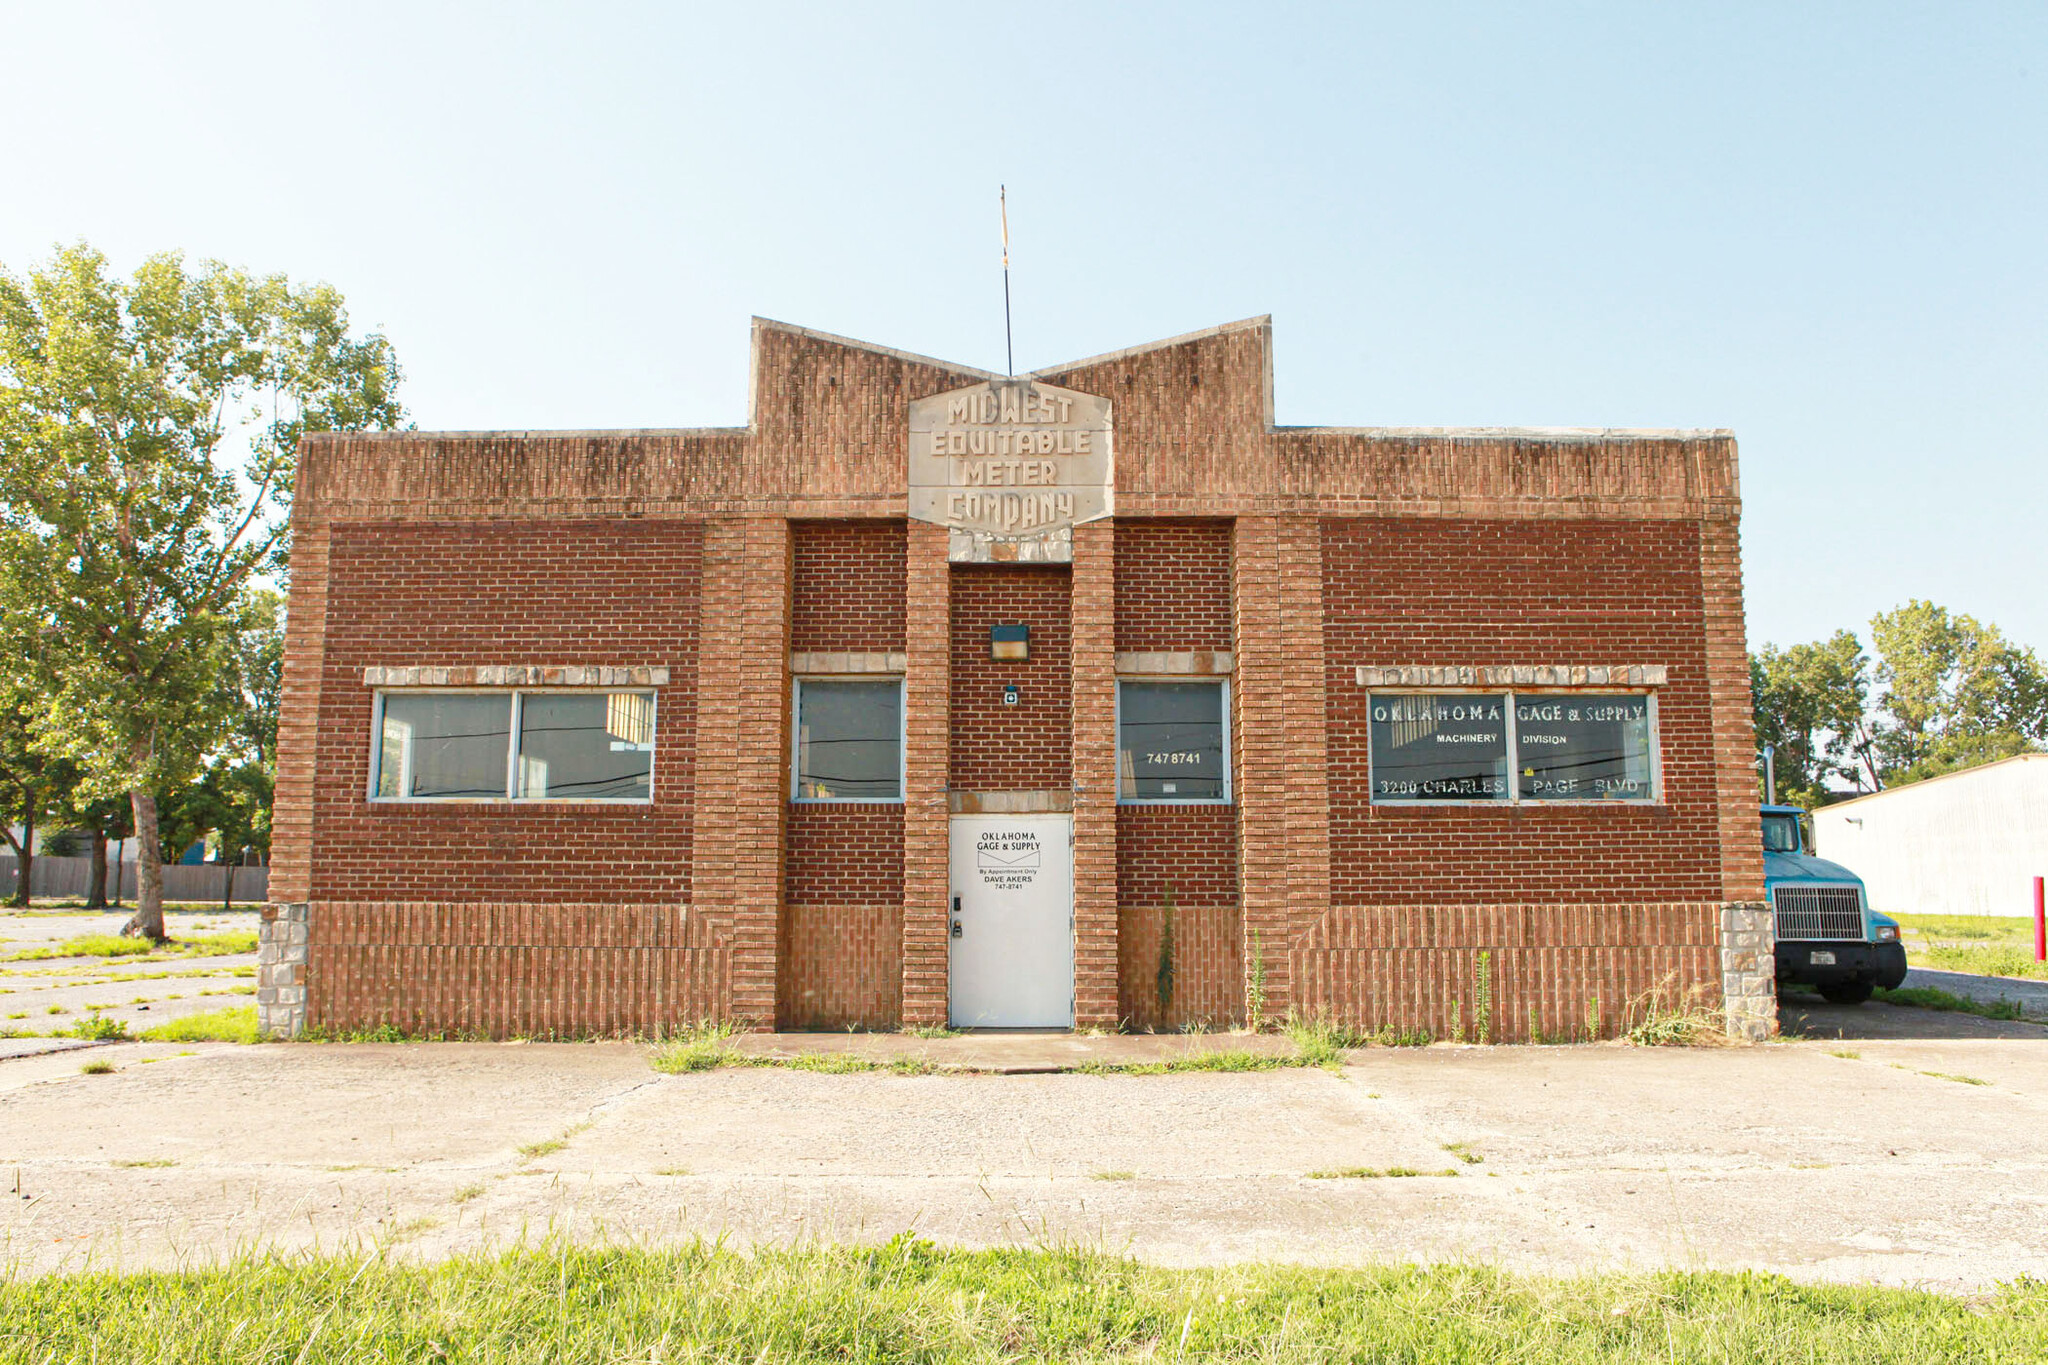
[1771,885,1864,941]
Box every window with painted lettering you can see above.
[370,691,655,801]
[1514,694,1655,801]
[1367,694,1510,801]
[1366,692,1659,804]
[793,679,903,800]
[1117,681,1230,802]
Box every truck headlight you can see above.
[1875,925,1899,941]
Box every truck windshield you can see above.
[1762,815,1803,853]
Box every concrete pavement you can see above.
[2,1025,2045,1288]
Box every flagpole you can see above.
[1001,185,1014,377]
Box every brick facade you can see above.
[266,315,1768,1042]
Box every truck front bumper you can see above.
[1774,939,1908,991]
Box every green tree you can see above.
[0,245,403,939]
[1749,631,1877,806]
[1868,601,2048,785]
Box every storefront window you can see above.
[1367,693,1510,801]
[1515,694,1654,801]
[794,679,903,800]
[371,691,654,801]
[1367,691,1658,804]
[1117,681,1230,801]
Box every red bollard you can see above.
[2036,876,2046,963]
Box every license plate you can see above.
[1809,950,1837,966]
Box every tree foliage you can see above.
[1751,601,2048,804]
[0,244,403,935]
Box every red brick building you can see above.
[257,317,1775,1041]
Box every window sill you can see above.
[790,798,906,806]
[365,797,655,806]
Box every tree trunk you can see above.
[8,804,32,910]
[86,829,108,909]
[120,789,167,941]
[222,857,235,911]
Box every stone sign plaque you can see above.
[908,378,1112,563]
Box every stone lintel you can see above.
[1354,664,1669,689]
[362,665,671,688]
[1114,650,1233,676]
[947,526,1074,564]
[789,651,908,675]
[948,790,1074,814]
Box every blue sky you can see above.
[3,2,2042,653]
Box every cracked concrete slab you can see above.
[2,1030,2045,1288]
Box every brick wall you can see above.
[1322,517,1721,905]
[1114,520,1232,652]
[309,903,725,1037]
[778,807,904,1029]
[312,520,701,903]
[1291,903,1722,1042]
[949,566,1072,792]
[1116,806,1241,1028]
[790,520,906,652]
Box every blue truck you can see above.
[1763,804,1908,1005]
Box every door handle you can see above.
[951,895,963,938]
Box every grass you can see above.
[1623,979,1734,1047]
[1089,1170,1136,1181]
[62,1010,130,1041]
[1893,912,2048,982]
[1873,985,2031,1021]
[1306,1166,1459,1179]
[1442,1141,1484,1165]
[451,1184,486,1204]
[4,1243,2042,1363]
[1920,1070,1991,1087]
[0,930,257,963]
[139,1005,259,1044]
[516,1122,591,1160]
[112,1158,176,1168]
[78,1059,115,1075]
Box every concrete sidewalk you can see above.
[3,1030,2047,1288]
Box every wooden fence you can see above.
[0,855,269,905]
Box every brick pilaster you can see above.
[1277,515,1331,956]
[269,523,328,906]
[1070,520,1119,1028]
[1232,516,1293,1022]
[1701,514,1766,902]
[691,517,791,1028]
[901,522,952,1026]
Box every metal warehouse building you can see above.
[1815,754,2048,919]
[256,317,1775,1041]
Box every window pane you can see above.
[1368,693,1509,801]
[1515,694,1654,801]
[517,692,655,800]
[796,681,902,799]
[1118,682,1226,800]
[377,694,511,798]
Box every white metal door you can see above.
[948,815,1074,1028]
